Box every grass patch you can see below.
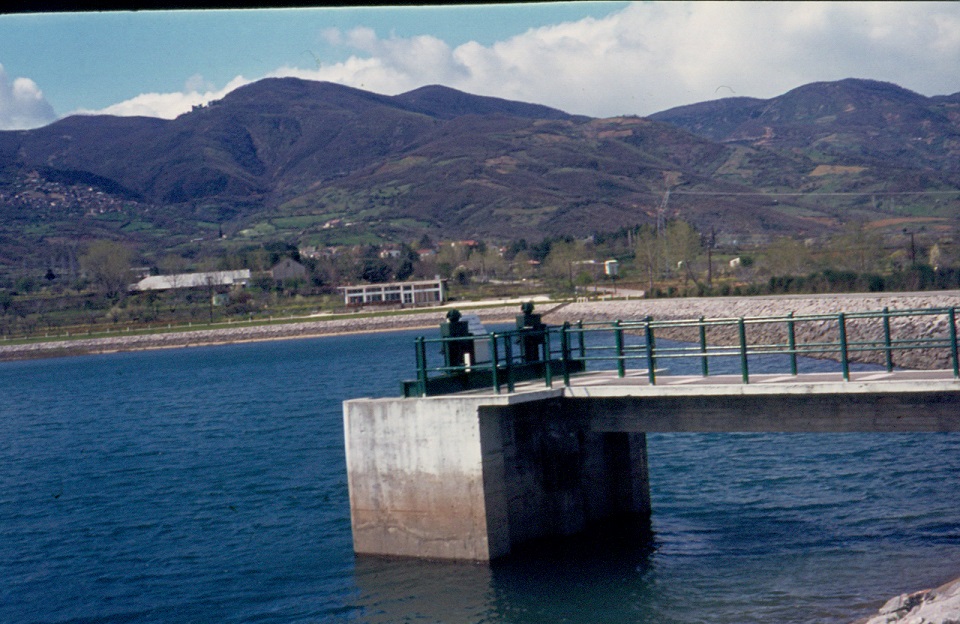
[271,215,329,229]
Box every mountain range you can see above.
[1,76,958,268]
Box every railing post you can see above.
[838,312,850,381]
[882,306,894,372]
[787,312,798,376]
[645,318,656,385]
[543,329,553,389]
[614,320,626,378]
[489,333,501,394]
[950,307,959,379]
[504,334,515,393]
[698,315,709,377]
[577,320,586,359]
[415,336,427,397]
[561,322,571,387]
[738,317,749,384]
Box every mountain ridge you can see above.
[1,76,958,267]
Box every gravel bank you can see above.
[3,293,959,366]
[544,292,960,370]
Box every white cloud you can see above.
[55,1,960,124]
[0,64,56,130]
[263,1,960,117]
[70,75,252,120]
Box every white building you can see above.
[131,270,252,292]
[338,279,446,306]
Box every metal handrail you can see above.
[406,306,960,396]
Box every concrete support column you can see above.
[603,431,652,519]
[343,394,652,561]
[343,396,511,560]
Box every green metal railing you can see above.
[403,306,960,397]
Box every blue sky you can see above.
[1,2,959,130]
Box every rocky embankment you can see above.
[853,577,960,624]
[3,292,960,365]
[545,292,960,371]
[0,305,522,362]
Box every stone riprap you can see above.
[854,576,960,624]
[546,292,960,371]
[4,293,960,367]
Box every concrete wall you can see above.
[485,400,650,545]
[343,392,651,561]
[343,395,510,560]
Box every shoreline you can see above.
[0,305,522,362]
[4,291,960,363]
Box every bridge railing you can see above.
[403,306,960,397]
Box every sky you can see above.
[1,1,959,131]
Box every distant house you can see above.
[131,270,251,292]
[271,258,307,282]
[339,279,446,307]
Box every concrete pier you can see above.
[344,368,960,561]
[344,389,650,561]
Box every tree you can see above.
[542,240,592,291]
[158,253,189,289]
[762,237,812,277]
[822,223,885,273]
[465,246,506,282]
[435,243,470,279]
[664,219,703,285]
[634,224,662,292]
[80,240,133,299]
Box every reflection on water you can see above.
[491,517,657,623]
[353,555,496,623]
[352,516,656,624]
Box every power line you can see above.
[671,190,960,197]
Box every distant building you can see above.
[339,279,446,306]
[271,258,307,282]
[130,270,251,292]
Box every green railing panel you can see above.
[402,306,960,396]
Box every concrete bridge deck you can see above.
[465,367,960,397]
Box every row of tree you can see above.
[4,218,957,304]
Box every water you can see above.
[2,328,960,623]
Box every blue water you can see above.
[2,328,960,623]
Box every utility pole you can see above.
[904,228,916,265]
[707,227,716,286]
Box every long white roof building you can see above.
[130,270,252,292]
